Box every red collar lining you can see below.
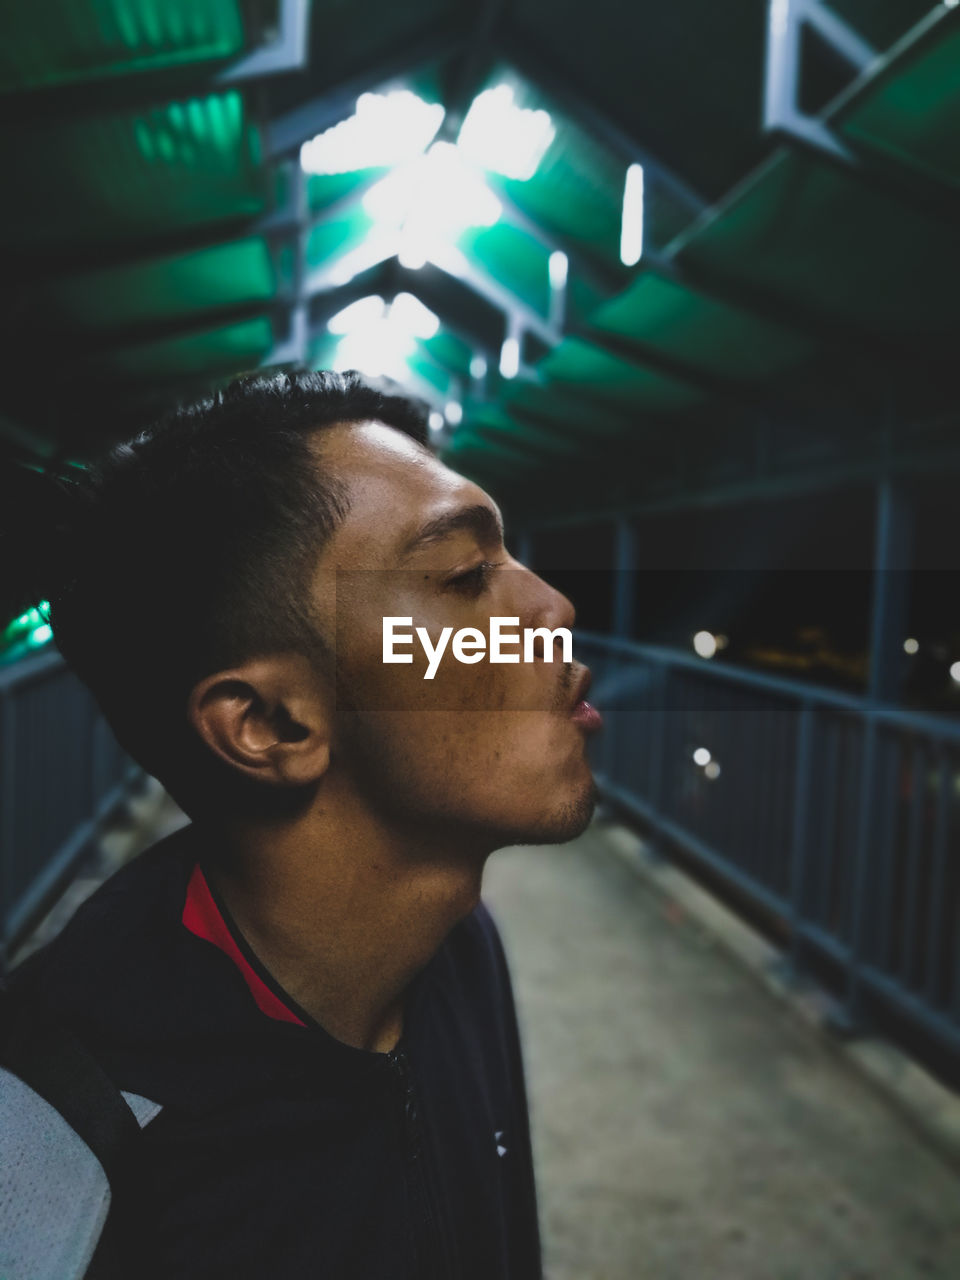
[182,863,306,1027]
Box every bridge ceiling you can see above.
[0,0,957,526]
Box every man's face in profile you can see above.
[311,420,599,852]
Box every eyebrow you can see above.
[398,503,505,563]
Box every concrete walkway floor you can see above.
[483,821,960,1280]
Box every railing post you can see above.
[786,700,815,979]
[867,479,913,704]
[603,521,638,786]
[612,519,637,641]
[841,479,914,1031]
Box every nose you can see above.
[516,561,576,657]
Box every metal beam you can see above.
[435,0,510,139]
[764,0,876,162]
[217,0,311,84]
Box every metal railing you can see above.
[0,650,138,970]
[578,631,960,1062]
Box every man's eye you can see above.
[447,560,502,595]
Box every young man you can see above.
[2,370,601,1279]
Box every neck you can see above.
[200,772,489,1054]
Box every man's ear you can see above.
[187,654,331,787]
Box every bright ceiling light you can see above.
[326,292,440,384]
[951,661,960,684]
[500,336,520,379]
[363,142,502,264]
[301,90,444,175]
[620,163,645,267]
[428,411,445,432]
[333,322,416,381]
[692,747,711,767]
[470,354,487,380]
[390,292,440,339]
[457,85,555,180]
[326,295,385,334]
[548,250,568,291]
[903,637,919,655]
[445,400,463,426]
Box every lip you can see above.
[569,665,603,733]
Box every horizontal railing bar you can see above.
[576,632,960,744]
[597,774,790,920]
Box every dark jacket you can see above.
[10,823,543,1280]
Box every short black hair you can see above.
[1,369,429,813]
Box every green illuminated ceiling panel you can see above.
[670,149,960,345]
[407,349,456,397]
[84,314,273,382]
[833,9,960,189]
[0,90,265,250]
[540,338,706,414]
[458,222,551,319]
[307,169,390,214]
[305,209,377,270]
[419,330,473,381]
[0,0,254,91]
[43,237,275,332]
[588,270,815,381]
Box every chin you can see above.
[495,775,599,849]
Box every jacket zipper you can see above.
[387,1046,454,1279]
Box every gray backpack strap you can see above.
[0,1065,112,1279]
[0,988,163,1278]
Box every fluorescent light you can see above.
[445,400,463,426]
[457,85,555,181]
[300,90,444,175]
[499,336,520,379]
[390,292,439,339]
[362,142,501,272]
[620,163,645,267]
[327,295,384,334]
[333,322,415,380]
[903,638,919,655]
[548,250,568,291]
[951,661,960,684]
[470,354,487,380]
[692,747,711,767]
[428,411,445,432]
